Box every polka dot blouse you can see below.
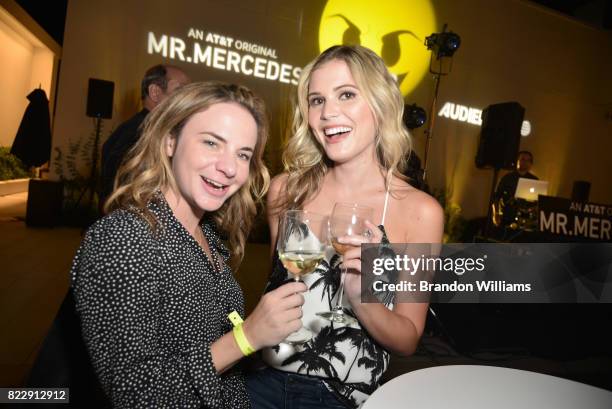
[70,195,249,408]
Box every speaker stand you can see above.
[73,115,102,222]
[422,41,456,182]
[484,167,501,237]
[422,72,441,182]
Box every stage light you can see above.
[425,29,461,58]
[421,24,460,182]
[403,103,427,129]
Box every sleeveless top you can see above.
[262,191,394,408]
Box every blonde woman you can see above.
[247,46,444,408]
[71,82,306,408]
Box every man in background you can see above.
[100,64,189,206]
[493,150,539,228]
[495,150,538,203]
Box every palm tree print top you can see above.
[261,223,395,409]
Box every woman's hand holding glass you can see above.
[242,281,307,350]
[336,220,384,304]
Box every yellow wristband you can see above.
[233,325,255,356]
[228,311,255,356]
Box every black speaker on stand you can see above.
[73,79,114,225]
[476,102,525,236]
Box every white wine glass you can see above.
[317,203,373,325]
[277,210,327,344]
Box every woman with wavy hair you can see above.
[71,82,306,408]
[247,46,444,408]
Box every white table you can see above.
[363,365,612,409]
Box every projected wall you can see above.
[51,0,612,219]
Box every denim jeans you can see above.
[247,366,349,409]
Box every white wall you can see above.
[0,1,60,151]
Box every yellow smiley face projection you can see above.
[319,0,437,96]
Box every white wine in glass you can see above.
[279,251,325,278]
[277,210,327,344]
[317,203,373,325]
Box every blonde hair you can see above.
[278,45,411,213]
[105,82,270,266]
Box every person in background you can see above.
[72,82,306,408]
[495,150,538,203]
[493,150,538,227]
[100,64,190,206]
[248,45,444,408]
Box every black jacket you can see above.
[11,89,52,167]
[100,109,149,205]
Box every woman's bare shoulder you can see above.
[388,178,444,242]
[390,177,440,210]
[269,173,289,200]
[267,173,290,222]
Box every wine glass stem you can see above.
[335,264,348,312]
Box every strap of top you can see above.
[381,187,391,226]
